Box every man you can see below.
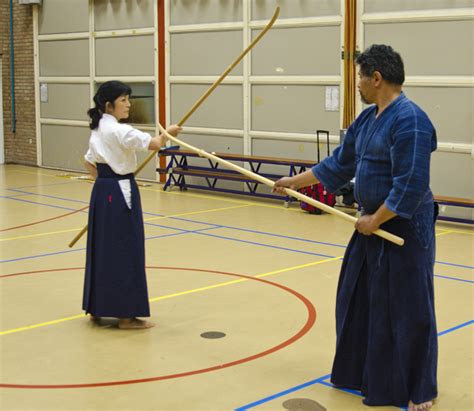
[274,44,437,411]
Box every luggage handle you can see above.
[316,130,330,162]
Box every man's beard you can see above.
[359,92,370,104]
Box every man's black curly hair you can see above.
[356,44,405,85]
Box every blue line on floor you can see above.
[171,216,349,249]
[234,320,473,410]
[317,380,363,397]
[434,260,473,270]
[0,247,87,264]
[8,181,82,190]
[0,193,35,199]
[316,380,408,410]
[434,274,473,284]
[145,221,225,232]
[159,216,474,270]
[4,189,353,250]
[0,226,220,264]
[1,196,80,212]
[192,231,336,259]
[437,319,474,337]
[146,226,220,241]
[3,190,472,271]
[7,188,90,204]
[7,188,167,218]
[234,374,331,410]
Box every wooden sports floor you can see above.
[1,164,472,411]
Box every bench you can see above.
[434,195,473,225]
[157,148,474,224]
[157,147,316,203]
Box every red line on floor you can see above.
[0,266,317,389]
[0,206,89,232]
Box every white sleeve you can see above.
[84,147,96,165]
[117,125,152,152]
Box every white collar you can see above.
[102,113,118,123]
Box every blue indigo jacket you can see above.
[313,93,437,221]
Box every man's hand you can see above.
[272,177,296,195]
[355,203,397,235]
[355,214,380,235]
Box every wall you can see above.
[168,0,343,193]
[0,2,36,165]
[35,0,157,179]
[361,0,473,221]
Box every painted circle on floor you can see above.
[0,266,316,389]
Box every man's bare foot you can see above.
[118,318,155,329]
[408,400,433,411]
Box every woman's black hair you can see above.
[356,44,405,85]
[87,81,132,130]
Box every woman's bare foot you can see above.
[118,318,155,329]
[408,400,433,411]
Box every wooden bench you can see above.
[157,148,473,223]
[157,147,316,203]
[434,195,473,224]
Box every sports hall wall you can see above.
[1,1,36,165]
[1,0,473,221]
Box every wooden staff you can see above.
[68,7,280,248]
[135,6,280,176]
[155,123,405,246]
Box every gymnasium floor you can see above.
[1,164,472,411]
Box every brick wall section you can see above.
[1,2,36,165]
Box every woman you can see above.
[83,80,181,329]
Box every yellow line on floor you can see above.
[149,280,246,301]
[444,229,474,236]
[0,228,81,242]
[150,256,343,301]
[436,225,473,235]
[11,169,59,178]
[144,204,253,222]
[0,256,342,337]
[435,230,456,238]
[255,256,344,278]
[0,314,84,336]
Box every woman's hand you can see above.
[166,124,182,137]
[84,161,98,179]
[155,124,182,148]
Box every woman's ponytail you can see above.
[87,107,102,130]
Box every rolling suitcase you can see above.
[299,130,336,214]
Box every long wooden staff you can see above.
[136,6,280,175]
[155,124,405,246]
[68,7,280,248]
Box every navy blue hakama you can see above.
[83,164,150,318]
[331,205,438,407]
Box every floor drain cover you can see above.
[282,398,327,411]
[200,331,226,339]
